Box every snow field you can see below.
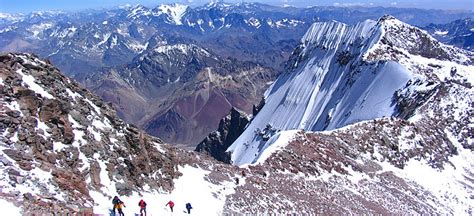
[91,165,238,215]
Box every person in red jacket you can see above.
[138,199,147,216]
[165,200,175,212]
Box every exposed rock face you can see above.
[195,108,250,163]
[0,53,185,214]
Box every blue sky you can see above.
[1,0,473,13]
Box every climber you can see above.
[116,201,126,216]
[112,196,122,215]
[138,199,147,216]
[185,203,193,214]
[166,200,175,212]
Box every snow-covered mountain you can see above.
[227,15,473,165]
[0,3,472,150]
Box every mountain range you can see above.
[1,12,473,214]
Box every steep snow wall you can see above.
[227,18,434,166]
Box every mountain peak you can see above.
[227,15,473,166]
[377,14,397,23]
[127,4,151,19]
[155,3,189,25]
[202,1,234,10]
[367,15,473,65]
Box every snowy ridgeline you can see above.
[227,17,473,166]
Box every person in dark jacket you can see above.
[138,199,147,216]
[166,200,174,212]
[185,203,192,214]
[112,196,121,215]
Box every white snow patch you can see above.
[85,98,101,114]
[87,126,101,141]
[28,22,53,37]
[5,101,21,114]
[92,118,111,131]
[0,199,21,216]
[156,4,188,25]
[36,118,51,138]
[16,69,54,99]
[65,88,82,100]
[434,30,448,35]
[53,141,68,152]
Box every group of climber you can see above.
[111,196,193,215]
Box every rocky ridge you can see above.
[195,107,250,163]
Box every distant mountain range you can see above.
[424,18,473,51]
[0,2,472,147]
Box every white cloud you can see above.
[333,2,367,7]
[390,2,398,6]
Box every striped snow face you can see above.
[227,16,473,166]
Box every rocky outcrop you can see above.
[0,53,186,214]
[195,107,250,163]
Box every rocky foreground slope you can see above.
[0,53,243,214]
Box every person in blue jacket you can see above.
[185,203,192,214]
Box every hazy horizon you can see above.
[0,0,473,14]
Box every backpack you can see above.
[112,197,120,205]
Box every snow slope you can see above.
[90,165,238,216]
[227,16,473,166]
